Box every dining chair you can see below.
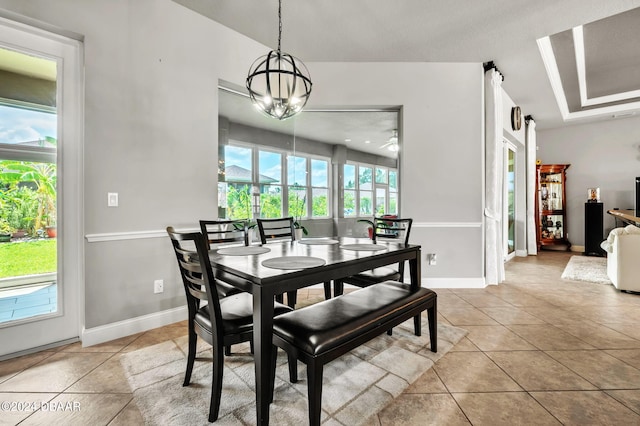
[256,217,297,243]
[199,219,250,300]
[166,226,294,422]
[200,219,249,248]
[256,217,333,304]
[334,217,413,297]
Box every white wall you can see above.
[0,0,486,341]
[538,115,640,245]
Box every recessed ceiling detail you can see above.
[537,7,640,123]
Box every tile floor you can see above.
[1,251,640,425]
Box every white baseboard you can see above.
[571,245,585,253]
[82,305,188,347]
[82,275,486,347]
[422,277,486,289]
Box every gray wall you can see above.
[309,62,485,283]
[0,0,486,331]
[537,114,640,246]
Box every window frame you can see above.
[343,161,399,218]
[220,141,331,220]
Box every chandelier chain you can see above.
[246,0,312,120]
[277,0,282,52]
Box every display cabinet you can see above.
[536,164,571,250]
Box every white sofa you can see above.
[600,225,640,292]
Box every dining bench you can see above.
[270,280,437,426]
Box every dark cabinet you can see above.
[536,164,571,250]
[584,202,605,256]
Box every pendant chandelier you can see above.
[246,0,312,120]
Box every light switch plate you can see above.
[108,192,118,207]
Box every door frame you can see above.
[0,16,84,359]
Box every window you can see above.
[258,150,282,218]
[218,145,252,219]
[359,166,373,215]
[219,142,330,220]
[389,170,398,215]
[343,163,398,217]
[310,159,329,217]
[343,164,356,217]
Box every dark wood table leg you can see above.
[410,250,424,335]
[253,286,275,426]
[409,249,421,291]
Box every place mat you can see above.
[217,246,271,256]
[261,256,326,270]
[298,239,340,245]
[339,243,387,251]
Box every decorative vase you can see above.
[294,228,303,241]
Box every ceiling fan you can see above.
[379,129,399,152]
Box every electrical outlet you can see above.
[426,253,437,265]
[154,279,164,294]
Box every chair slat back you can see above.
[167,227,224,331]
[372,217,413,246]
[199,219,249,249]
[256,217,296,243]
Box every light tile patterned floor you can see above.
[1,251,639,425]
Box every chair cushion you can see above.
[215,280,244,298]
[344,266,401,287]
[195,293,293,336]
[273,281,436,356]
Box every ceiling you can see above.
[2,1,639,153]
[175,0,640,131]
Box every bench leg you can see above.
[428,303,437,352]
[334,279,344,296]
[323,281,332,299]
[286,291,297,308]
[307,360,324,426]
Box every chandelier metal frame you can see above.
[246,0,312,120]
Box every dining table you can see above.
[207,236,422,426]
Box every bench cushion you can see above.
[272,281,436,356]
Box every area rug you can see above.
[120,318,466,425]
[561,255,612,285]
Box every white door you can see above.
[0,18,83,358]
